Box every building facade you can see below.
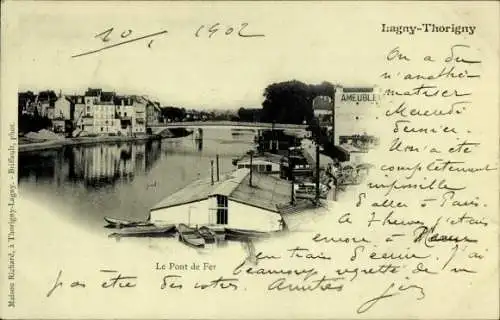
[54,96,72,120]
[334,86,380,146]
[114,96,135,136]
[70,95,86,132]
[133,96,147,134]
[82,88,119,135]
[146,100,162,126]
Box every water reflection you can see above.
[18,130,255,228]
[19,140,162,189]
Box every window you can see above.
[266,164,272,172]
[216,195,228,225]
[101,127,103,132]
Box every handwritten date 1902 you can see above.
[72,22,264,58]
[195,22,265,38]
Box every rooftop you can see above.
[150,168,296,213]
[114,96,134,106]
[101,91,116,102]
[340,87,374,93]
[85,88,102,97]
[338,143,362,153]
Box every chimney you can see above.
[210,160,214,185]
[216,154,220,182]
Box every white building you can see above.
[132,96,147,134]
[235,154,281,174]
[149,168,294,232]
[114,96,135,136]
[333,86,380,146]
[82,89,120,135]
[93,104,119,134]
[54,96,71,120]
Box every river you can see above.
[18,129,256,233]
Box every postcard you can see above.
[1,1,498,319]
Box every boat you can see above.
[104,217,154,229]
[177,224,205,248]
[108,224,176,238]
[224,228,270,241]
[197,226,217,244]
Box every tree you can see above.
[260,80,336,124]
[161,106,185,122]
[237,108,261,122]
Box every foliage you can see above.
[261,80,336,124]
[237,108,261,122]
[19,114,52,134]
[161,107,186,122]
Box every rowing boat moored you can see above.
[177,224,205,248]
[197,226,217,244]
[108,225,176,238]
[224,228,270,241]
[104,216,154,229]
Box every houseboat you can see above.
[233,154,281,174]
[148,168,294,233]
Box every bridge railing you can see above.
[147,121,309,130]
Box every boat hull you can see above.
[109,225,176,238]
[104,216,154,229]
[177,224,205,248]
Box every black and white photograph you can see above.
[1,1,498,319]
[18,83,379,245]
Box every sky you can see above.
[7,1,494,110]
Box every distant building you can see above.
[52,119,66,133]
[46,106,55,120]
[312,95,334,125]
[146,99,162,125]
[132,96,147,134]
[82,116,95,134]
[18,91,36,115]
[54,95,72,120]
[82,88,119,135]
[68,95,86,131]
[36,90,58,117]
[114,95,135,136]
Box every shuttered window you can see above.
[216,195,228,225]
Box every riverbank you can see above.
[18,133,192,153]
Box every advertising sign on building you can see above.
[334,86,380,149]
